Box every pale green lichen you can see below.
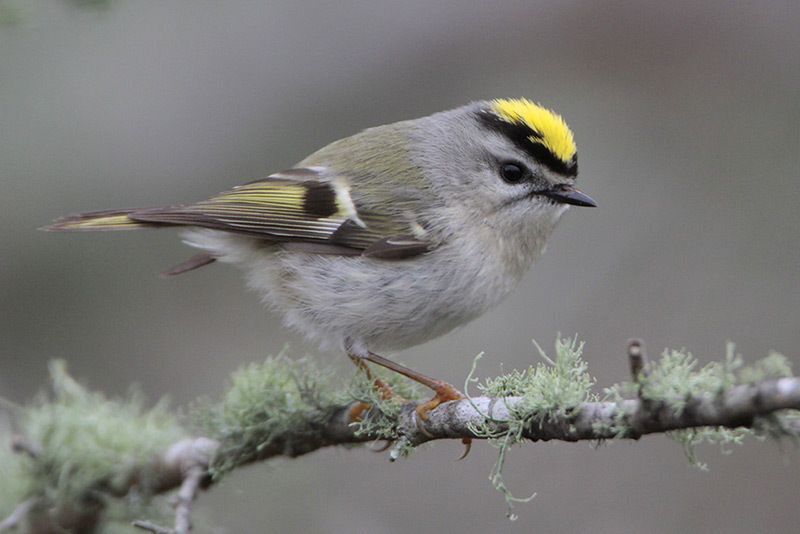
[0,427,28,521]
[1,342,796,526]
[638,344,740,415]
[200,351,424,472]
[639,344,750,469]
[347,364,421,450]
[649,345,795,468]
[198,350,349,476]
[467,339,798,517]
[596,383,634,439]
[0,360,185,530]
[604,343,797,469]
[465,336,596,520]
[26,362,185,501]
[477,337,596,419]
[738,351,793,384]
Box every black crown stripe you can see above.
[476,110,578,177]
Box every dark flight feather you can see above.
[42,167,434,262]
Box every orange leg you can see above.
[350,350,465,417]
[346,353,398,423]
[347,353,396,401]
[348,349,473,458]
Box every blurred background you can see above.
[1,0,798,532]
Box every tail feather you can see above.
[41,208,162,232]
[42,207,220,277]
[160,253,217,277]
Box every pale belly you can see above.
[182,228,543,354]
[246,243,523,352]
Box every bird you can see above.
[43,98,596,418]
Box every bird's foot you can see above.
[347,347,472,458]
[415,379,465,420]
[415,379,473,459]
[348,401,371,422]
[347,353,400,422]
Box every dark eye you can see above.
[499,162,526,184]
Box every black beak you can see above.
[542,186,597,207]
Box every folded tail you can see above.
[42,208,218,276]
[41,208,159,232]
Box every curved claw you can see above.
[457,438,473,460]
[415,381,467,421]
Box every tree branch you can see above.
[418,377,800,442]
[3,343,798,532]
[142,375,800,500]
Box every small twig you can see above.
[132,519,175,534]
[627,338,648,398]
[173,467,204,534]
[627,339,648,382]
[133,441,211,534]
[0,498,36,532]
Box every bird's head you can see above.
[414,98,595,244]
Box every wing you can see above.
[130,167,430,259]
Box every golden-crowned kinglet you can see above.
[45,98,595,412]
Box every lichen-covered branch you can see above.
[0,339,797,532]
[411,376,800,442]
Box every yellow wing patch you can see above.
[206,178,358,222]
[490,98,576,164]
[203,181,309,210]
[42,211,148,231]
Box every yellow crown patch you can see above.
[490,98,577,165]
